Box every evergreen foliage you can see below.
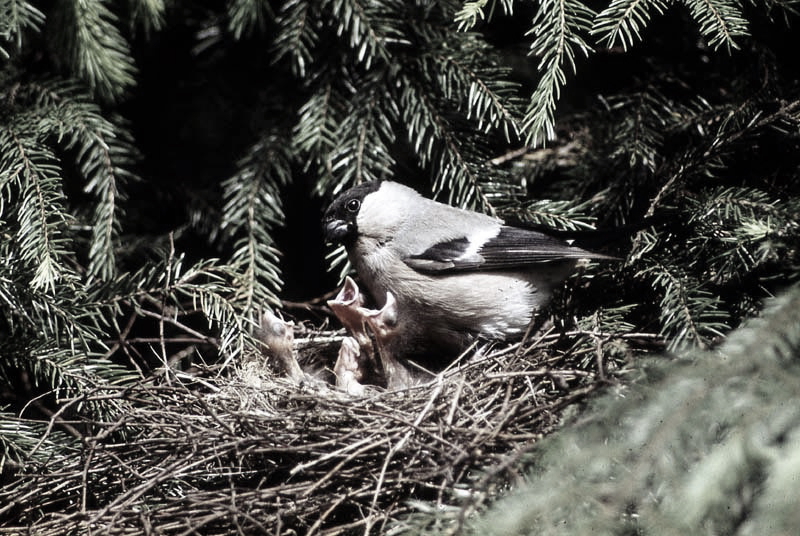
[0,0,798,533]
[0,0,44,59]
[220,131,289,311]
[524,0,595,146]
[49,0,137,103]
[467,283,800,536]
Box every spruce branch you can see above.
[327,0,407,69]
[293,83,346,186]
[27,344,138,395]
[591,0,670,51]
[471,285,800,536]
[281,2,525,213]
[524,0,595,146]
[455,0,515,31]
[638,99,800,223]
[127,0,166,35]
[220,133,289,312]
[0,413,58,472]
[0,0,45,58]
[678,0,749,50]
[168,259,258,367]
[695,99,800,164]
[0,252,106,352]
[272,0,318,78]
[50,0,137,102]
[227,0,274,39]
[100,254,261,368]
[81,138,129,283]
[640,262,730,350]
[744,0,800,24]
[398,74,503,213]
[323,80,397,194]
[601,89,684,172]
[424,35,522,141]
[0,329,138,423]
[0,128,73,292]
[687,186,792,284]
[26,81,138,282]
[500,197,600,231]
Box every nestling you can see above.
[327,278,416,391]
[323,181,614,365]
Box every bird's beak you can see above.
[324,218,350,243]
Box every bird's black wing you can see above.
[404,226,613,273]
[403,237,482,271]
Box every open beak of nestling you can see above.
[328,276,364,309]
[327,276,370,339]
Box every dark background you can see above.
[116,2,800,305]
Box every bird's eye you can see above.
[346,199,361,213]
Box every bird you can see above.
[327,278,415,391]
[323,180,615,367]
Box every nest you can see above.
[0,325,634,535]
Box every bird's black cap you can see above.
[323,181,382,243]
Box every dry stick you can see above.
[318,512,385,536]
[514,384,600,424]
[452,440,539,533]
[483,384,535,444]
[485,368,594,379]
[516,314,551,357]
[26,393,85,456]
[188,388,236,436]
[90,450,216,527]
[299,436,395,498]
[522,374,540,405]
[439,338,483,375]
[160,232,176,382]
[116,336,208,345]
[80,438,94,514]
[306,493,350,536]
[8,322,643,535]
[104,308,145,376]
[273,496,284,536]
[137,307,216,345]
[481,384,596,501]
[290,430,388,477]
[368,378,444,529]
[352,406,463,454]
[174,511,238,536]
[0,478,74,517]
[104,449,151,481]
[445,376,465,427]
[181,482,273,536]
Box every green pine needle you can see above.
[523,0,595,146]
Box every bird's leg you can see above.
[254,309,305,383]
[327,276,378,390]
[360,292,416,390]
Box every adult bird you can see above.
[323,181,614,366]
